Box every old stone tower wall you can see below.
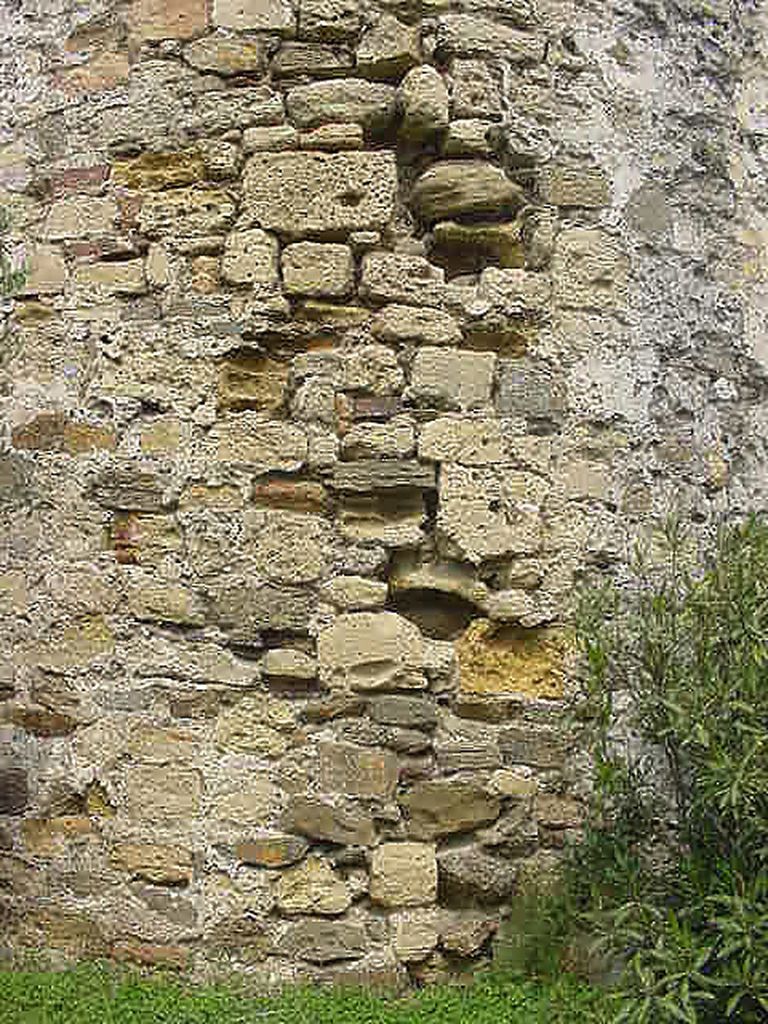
[1,0,767,983]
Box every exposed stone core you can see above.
[0,0,765,988]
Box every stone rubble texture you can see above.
[0,0,766,986]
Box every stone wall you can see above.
[0,0,766,985]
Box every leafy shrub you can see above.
[504,517,768,1022]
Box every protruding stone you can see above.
[372,304,462,346]
[282,241,354,297]
[110,844,193,886]
[400,780,501,839]
[236,833,309,867]
[221,229,279,288]
[437,846,517,905]
[360,252,446,307]
[215,695,296,756]
[322,576,389,610]
[184,33,268,75]
[276,856,351,915]
[443,119,494,157]
[286,80,396,132]
[456,620,565,698]
[433,221,524,271]
[210,414,307,470]
[408,348,495,411]
[298,0,360,40]
[411,161,525,223]
[319,741,398,798]
[242,151,397,236]
[399,65,449,141]
[357,16,420,80]
[212,584,316,636]
[284,795,375,845]
[342,417,415,459]
[437,464,546,563]
[213,0,295,32]
[277,919,366,962]
[371,842,437,907]
[318,611,425,691]
[331,460,435,492]
[262,649,317,682]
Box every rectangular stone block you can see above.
[213,0,295,32]
[370,842,437,907]
[408,348,495,411]
[125,767,202,823]
[282,241,354,297]
[331,460,435,493]
[242,151,397,236]
[110,843,193,885]
[319,741,398,797]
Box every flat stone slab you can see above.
[242,151,397,236]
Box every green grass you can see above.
[0,963,608,1024]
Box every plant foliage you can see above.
[504,517,768,1023]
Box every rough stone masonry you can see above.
[0,0,767,986]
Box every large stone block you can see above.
[215,696,296,756]
[357,16,420,79]
[318,612,425,691]
[243,509,330,584]
[277,919,367,962]
[276,856,351,914]
[130,0,208,39]
[298,0,360,40]
[400,780,501,839]
[437,846,517,905]
[125,767,202,823]
[286,80,396,131]
[214,779,282,825]
[212,584,316,636]
[370,842,437,907]
[318,741,398,798]
[221,229,279,288]
[138,188,236,238]
[110,843,193,886]
[282,241,354,297]
[411,161,524,223]
[437,464,546,563]
[399,65,449,141]
[331,460,435,493]
[242,151,397,236]
[209,414,307,470]
[184,33,268,75]
[456,620,565,698]
[213,0,295,32]
[218,354,288,413]
[283,795,375,845]
[408,348,495,411]
[437,16,544,61]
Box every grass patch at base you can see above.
[0,964,608,1024]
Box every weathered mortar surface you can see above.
[0,0,766,987]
